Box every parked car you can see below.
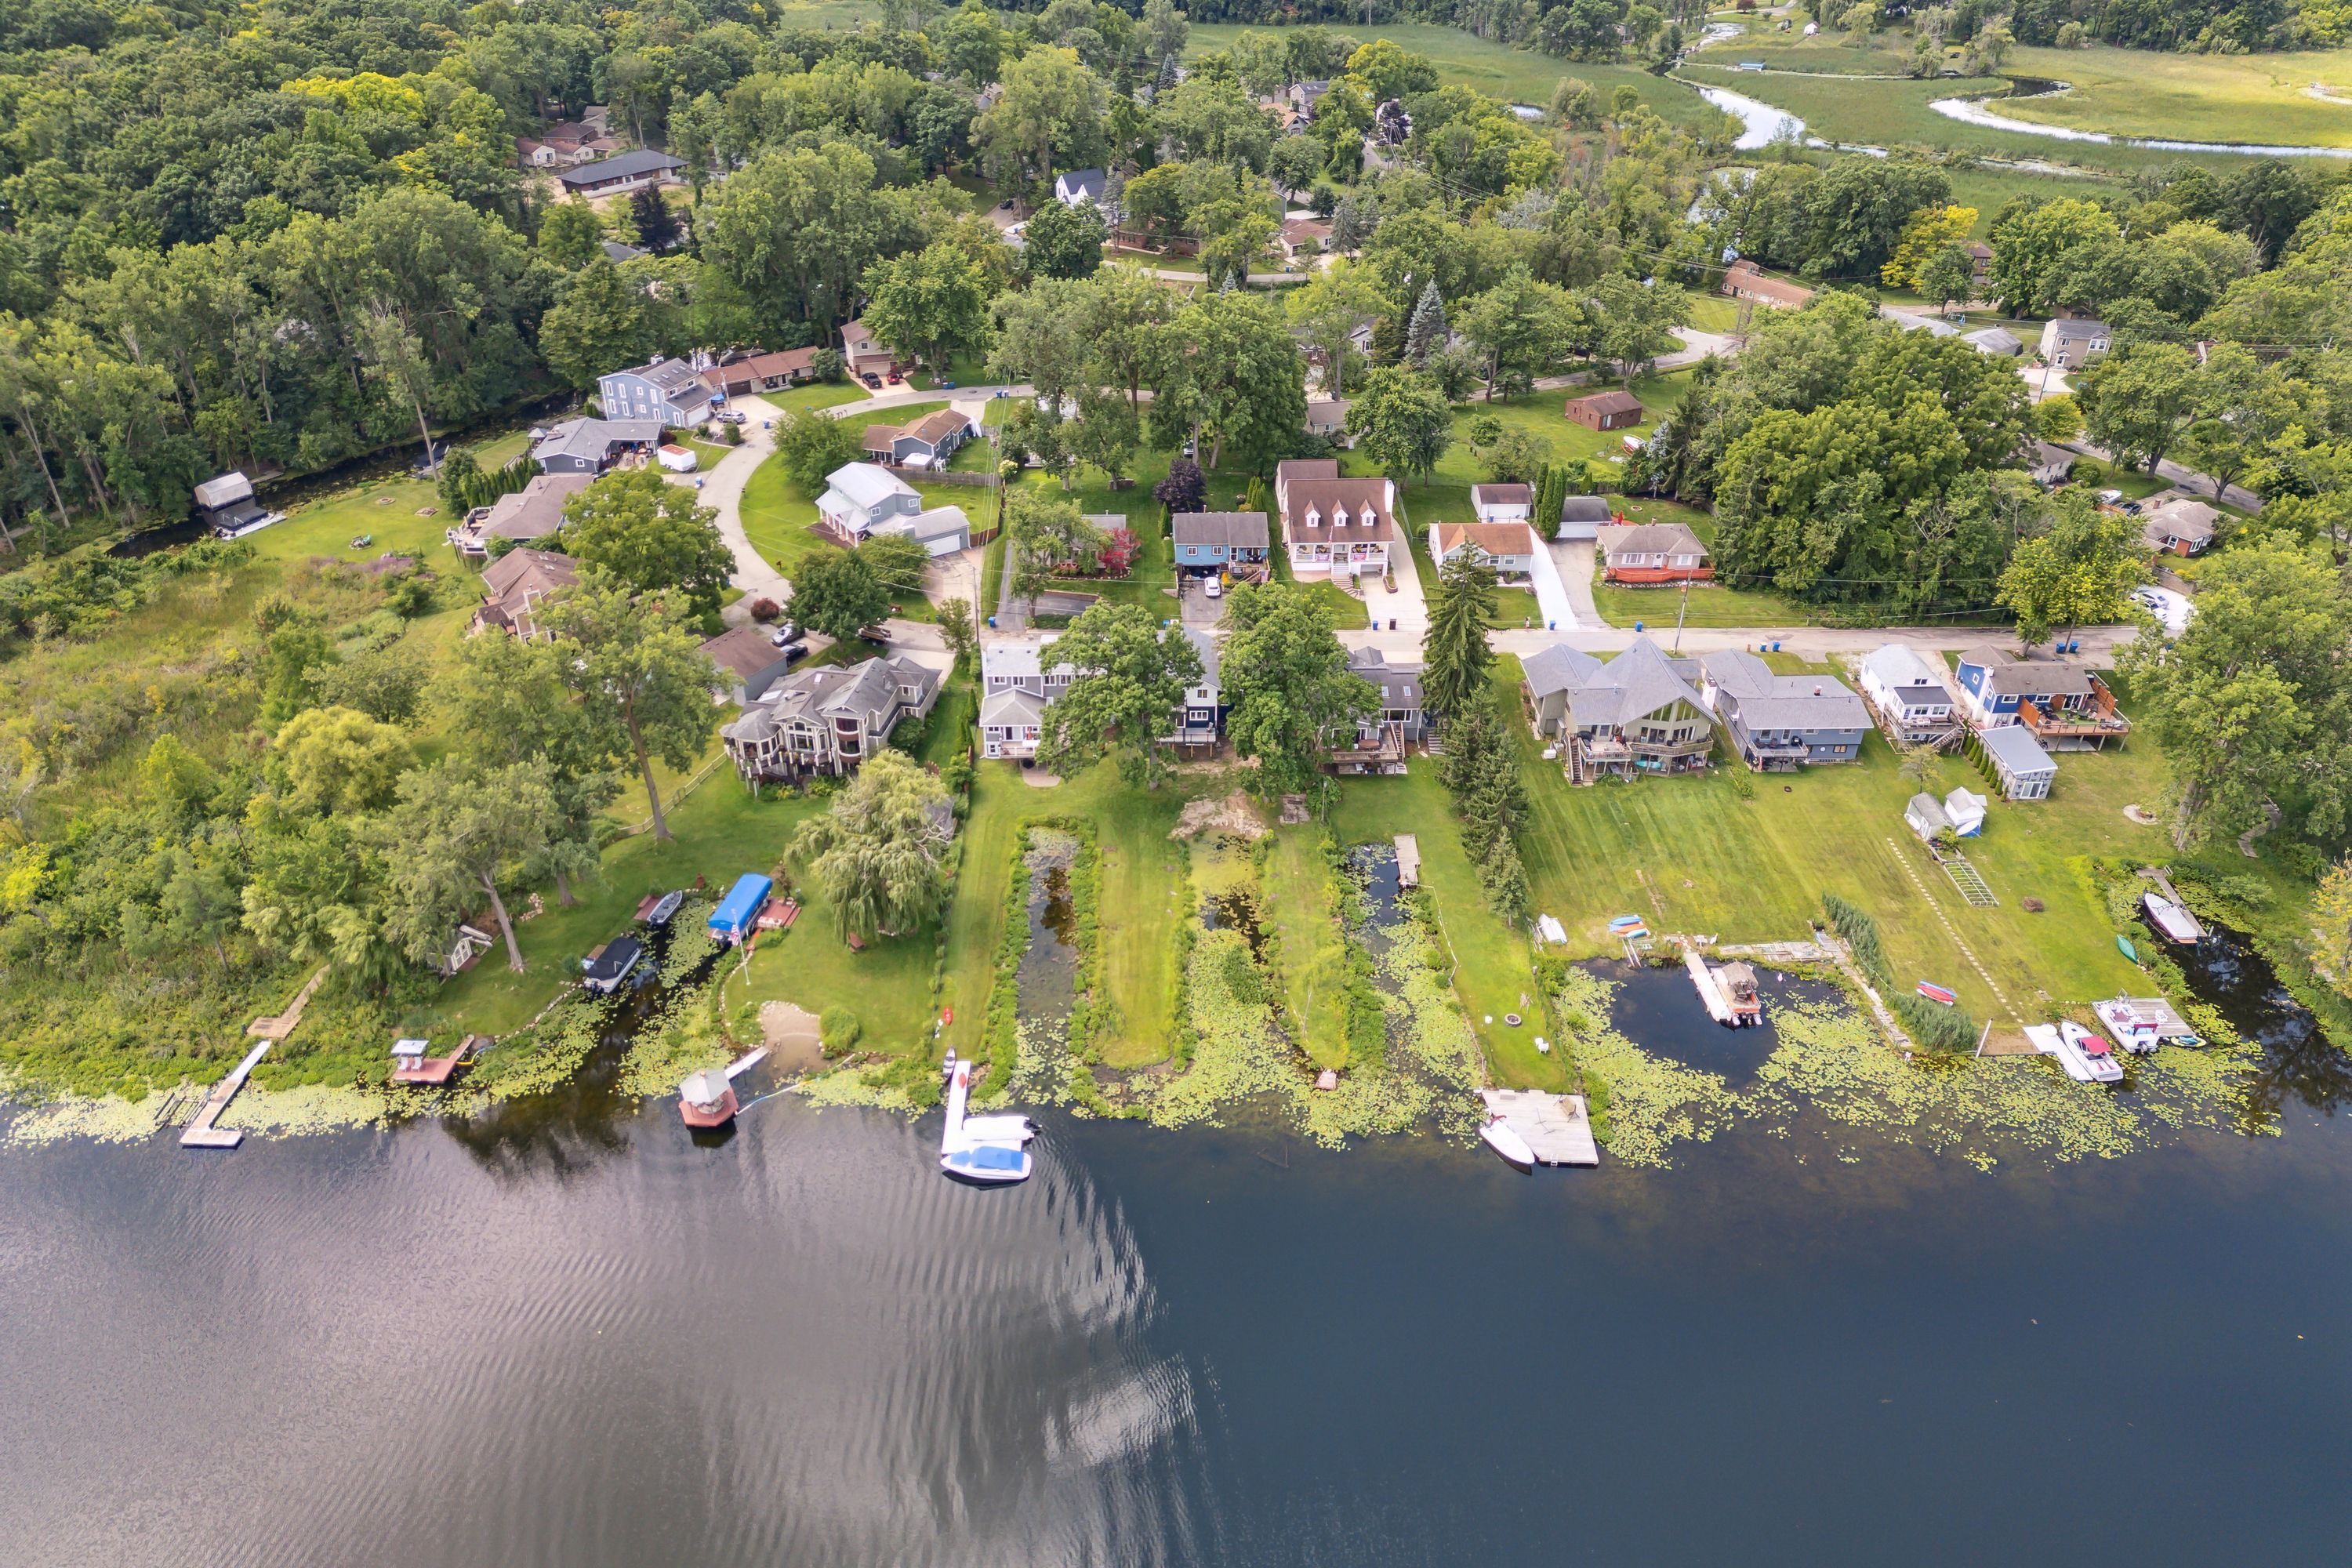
[2131,586,2194,637]
[1204,577,1224,599]
[713,409,746,425]
[862,372,883,389]
[776,641,810,665]
[767,622,800,648]
[886,371,904,385]
[858,624,895,644]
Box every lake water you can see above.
[5,960,2350,1564]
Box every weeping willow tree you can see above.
[791,750,954,942]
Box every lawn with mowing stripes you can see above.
[1261,828,1355,1069]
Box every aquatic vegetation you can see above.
[616,985,731,1102]
[1149,927,1308,1133]
[657,901,719,985]
[1550,967,1739,1168]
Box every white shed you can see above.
[1904,791,1951,844]
[1977,724,2056,801]
[1944,787,1987,837]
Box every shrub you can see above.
[819,1007,861,1054]
[1895,993,1978,1052]
[747,597,780,623]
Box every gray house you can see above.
[699,623,797,706]
[598,356,713,426]
[1328,645,1425,771]
[1519,635,1712,781]
[1976,722,2057,800]
[1697,650,1870,770]
[1556,494,1614,542]
[557,149,683,197]
[860,408,976,470]
[719,655,942,781]
[532,416,664,475]
[1858,644,1958,742]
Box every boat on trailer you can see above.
[1478,1111,1537,1172]
[2143,893,2202,945]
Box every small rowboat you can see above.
[1478,1112,1537,1173]
[1607,915,1648,932]
[1915,982,1958,1006]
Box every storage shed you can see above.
[710,873,775,943]
[1904,792,1952,844]
[1977,724,2056,801]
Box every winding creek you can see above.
[3,893,2350,1563]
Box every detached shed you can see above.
[1904,792,1952,844]
[1977,724,2056,801]
[1944,786,1988,837]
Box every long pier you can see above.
[179,1039,272,1149]
[1478,1089,1599,1167]
[1684,950,1734,1025]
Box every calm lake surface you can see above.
[5,964,2350,1566]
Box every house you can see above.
[1469,483,1533,524]
[2038,317,2110,368]
[1952,645,2130,750]
[1556,494,1616,542]
[1893,314,1962,339]
[1975,722,2057,800]
[2026,441,2076,488]
[557,150,683,197]
[1720,259,1815,310]
[1286,80,1333,118]
[601,238,648,263]
[600,357,712,426]
[815,461,922,542]
[1596,521,1711,584]
[1278,216,1330,260]
[1054,169,1106,208]
[1965,240,1994,282]
[838,318,895,378]
[1305,397,1352,444]
[474,548,577,641]
[1172,511,1271,577]
[448,473,590,557]
[696,347,822,397]
[1965,325,2024,357]
[1430,522,1538,582]
[1858,644,1958,742]
[720,655,942,781]
[699,623,797,706]
[1329,647,1425,772]
[1167,626,1226,748]
[1275,459,1395,581]
[532,416,665,475]
[2143,496,2219,557]
[1519,636,1711,781]
[979,633,1077,759]
[1696,650,1869,770]
[1564,390,1646,431]
[861,408,976,470]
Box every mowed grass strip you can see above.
[1261,827,1355,1069]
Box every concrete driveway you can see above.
[1546,539,1606,627]
[666,393,789,623]
[1356,543,1427,633]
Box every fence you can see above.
[882,466,996,488]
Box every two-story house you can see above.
[599,357,713,426]
[838,318,895,379]
[1429,522,1538,583]
[1275,459,1396,581]
[1952,645,2131,750]
[448,473,590,557]
[473,548,578,641]
[978,633,1078,760]
[1328,646,1425,772]
[719,655,942,781]
[1697,651,1870,771]
[1054,169,1105,208]
[1172,512,1270,579]
[1596,521,1711,584]
[815,462,923,542]
[2038,317,2110,369]
[1519,636,1712,782]
[861,408,976,470]
[1858,644,1958,743]
[1166,627,1226,750]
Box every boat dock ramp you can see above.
[1476,1089,1599,1167]
[179,1038,272,1149]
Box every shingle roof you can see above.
[1599,521,1706,558]
[1559,495,1614,524]
[1965,326,2023,354]
[557,149,683,187]
[1521,643,1603,698]
[1700,650,1869,730]
[1435,522,1537,560]
[2145,498,2219,540]
[900,408,974,447]
[1861,644,1950,693]
[824,462,916,510]
[1565,390,1644,419]
[1960,646,2100,699]
[981,686,1045,727]
[1979,723,2056,774]
[699,623,788,684]
[1470,483,1534,507]
[536,417,664,463]
[477,474,590,542]
[1558,636,1705,731]
[1173,511,1269,548]
[1283,478,1396,543]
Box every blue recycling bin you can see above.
[1635,620,1644,632]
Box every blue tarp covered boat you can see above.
[709,873,773,942]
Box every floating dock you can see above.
[1477,1089,1599,1167]
[179,1038,272,1149]
[1393,835,1420,889]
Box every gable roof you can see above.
[1434,521,1537,560]
[699,623,788,684]
[1564,389,1644,419]
[2145,497,2219,540]
[1700,650,1869,730]
[1559,636,1705,731]
[1979,723,2056,774]
[477,473,590,543]
[617,357,704,395]
[1559,495,1614,524]
[1958,645,2100,699]
[1173,511,1269,548]
[557,149,682,187]
[823,461,918,510]
[481,546,577,605]
[1054,168,1105,202]
[900,407,975,447]
[884,505,972,546]
[1283,477,1396,542]
[980,686,1045,728]
[1470,483,1533,507]
[536,416,664,463]
[1860,644,1951,694]
[1965,326,2023,354]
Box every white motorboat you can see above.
[2093,996,2199,1055]
[2055,1020,2124,1084]
[2143,893,2202,945]
[937,1052,1034,1185]
[1478,1112,1537,1172]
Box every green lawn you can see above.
[1395,486,1543,627]
[1498,659,2158,1027]
[1327,760,1564,1091]
[737,452,942,622]
[1588,499,1811,630]
[759,380,870,415]
[1272,540,1366,626]
[1682,292,1743,335]
[1261,827,1355,1069]
[907,354,989,391]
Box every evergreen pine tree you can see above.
[1424,551,1497,724]
[1220,269,1240,293]
[1403,281,1446,368]
[1534,463,1566,543]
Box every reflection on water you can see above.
[2165,919,2352,1120]
[1594,957,1842,1087]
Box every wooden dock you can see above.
[180,1038,272,1149]
[1684,950,1733,1025]
[2139,868,2206,940]
[1478,1089,1599,1167]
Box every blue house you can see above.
[1953,644,2128,749]
[1172,511,1270,577]
[709,873,774,944]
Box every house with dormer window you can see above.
[1274,459,1396,580]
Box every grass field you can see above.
[1188,20,1730,132]
[1328,761,1566,1091]
[1497,658,2160,1027]
[1998,45,2352,149]
[1261,827,1355,1069]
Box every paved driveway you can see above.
[667,394,789,622]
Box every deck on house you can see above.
[179,1038,273,1149]
[1477,1089,1599,1167]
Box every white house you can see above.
[1274,459,1394,581]
[1054,169,1106,207]
[1469,483,1533,524]
[979,633,1076,760]
[1858,644,1958,742]
[1428,522,1537,581]
[815,461,922,540]
[1977,723,2057,801]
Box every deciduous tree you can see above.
[1035,602,1205,786]
[562,467,733,616]
[542,586,720,844]
[1219,583,1379,802]
[791,749,955,941]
